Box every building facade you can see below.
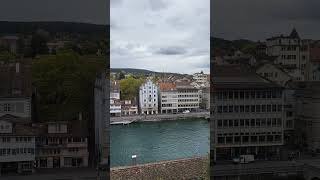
[176,81,200,112]
[193,71,209,84]
[35,121,89,169]
[139,79,159,115]
[110,81,121,117]
[121,100,138,116]
[0,61,35,175]
[159,82,178,114]
[212,65,285,161]
[266,28,310,81]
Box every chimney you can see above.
[15,62,20,73]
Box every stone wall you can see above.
[111,157,209,180]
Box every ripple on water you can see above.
[110,119,209,167]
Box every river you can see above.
[110,118,209,167]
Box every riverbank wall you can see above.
[111,156,209,180]
[110,112,210,125]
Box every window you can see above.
[245,105,250,113]
[223,120,228,127]
[229,120,233,127]
[251,136,258,143]
[261,119,266,126]
[218,137,225,144]
[223,106,228,113]
[259,136,265,142]
[251,119,255,127]
[245,119,250,127]
[240,92,244,99]
[267,118,272,126]
[228,92,233,99]
[218,120,222,128]
[250,91,255,99]
[277,118,282,126]
[234,92,239,99]
[234,106,239,113]
[228,106,233,113]
[256,105,261,112]
[256,119,261,126]
[240,119,244,127]
[234,119,239,127]
[240,106,244,113]
[245,92,250,99]
[261,105,266,112]
[251,105,255,112]
[4,104,11,112]
[267,105,271,112]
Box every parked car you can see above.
[233,155,255,164]
[182,110,190,114]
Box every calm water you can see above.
[110,119,209,167]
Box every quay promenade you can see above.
[110,111,210,125]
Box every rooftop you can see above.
[212,65,282,90]
[159,82,176,91]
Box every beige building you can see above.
[176,80,200,112]
[159,82,178,114]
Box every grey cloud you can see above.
[111,0,209,74]
[149,0,168,11]
[0,0,108,24]
[155,47,187,55]
[212,0,320,40]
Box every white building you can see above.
[176,81,200,112]
[139,79,158,115]
[0,61,35,174]
[266,28,310,80]
[159,82,178,114]
[0,116,36,174]
[256,63,292,86]
[193,71,209,84]
[110,81,121,117]
[212,65,285,161]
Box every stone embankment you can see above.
[111,157,209,180]
[110,112,210,125]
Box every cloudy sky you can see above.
[212,0,320,41]
[0,0,108,24]
[111,0,210,74]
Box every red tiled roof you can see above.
[159,82,176,91]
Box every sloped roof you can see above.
[212,65,282,90]
[289,28,300,39]
[159,82,176,91]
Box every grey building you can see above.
[94,72,109,168]
[212,65,285,161]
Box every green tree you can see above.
[120,76,145,101]
[32,51,106,122]
[31,29,50,57]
